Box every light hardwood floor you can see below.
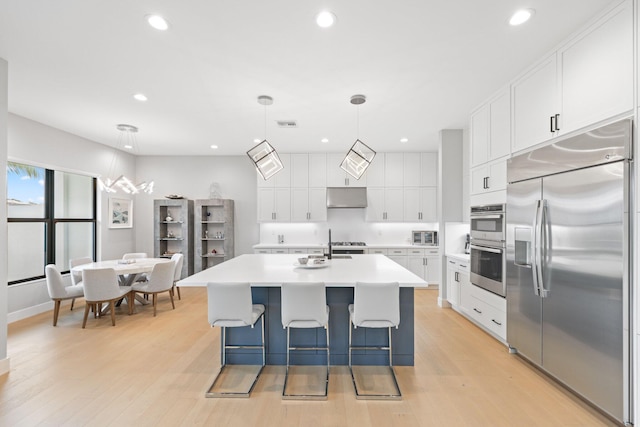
[0,288,619,426]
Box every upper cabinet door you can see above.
[290,154,309,188]
[326,153,346,187]
[308,154,327,188]
[559,1,633,134]
[403,154,421,187]
[470,104,489,167]
[384,153,404,187]
[512,54,559,153]
[489,91,510,160]
[420,153,437,187]
[273,153,291,188]
[365,153,385,187]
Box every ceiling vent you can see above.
[276,120,298,128]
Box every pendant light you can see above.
[99,124,154,194]
[247,95,284,180]
[341,94,376,179]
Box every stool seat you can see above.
[349,282,401,400]
[206,282,265,398]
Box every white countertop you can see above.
[178,254,428,288]
[446,253,470,263]
[253,243,439,250]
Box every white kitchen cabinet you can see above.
[471,90,511,168]
[387,248,408,268]
[367,248,388,255]
[308,154,327,188]
[364,153,403,188]
[291,153,327,188]
[470,158,507,196]
[462,283,506,342]
[326,153,366,187]
[257,187,290,222]
[512,54,559,153]
[407,247,441,285]
[404,187,437,222]
[384,153,404,187]
[290,154,309,188]
[559,1,633,134]
[512,1,633,154]
[291,188,327,222]
[403,153,437,187]
[257,153,291,188]
[446,257,468,308]
[366,187,403,222]
[470,104,490,167]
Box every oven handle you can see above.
[470,244,503,254]
[471,214,503,220]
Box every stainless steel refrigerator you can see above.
[506,119,631,424]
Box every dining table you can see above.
[177,254,427,366]
[71,258,173,307]
[71,258,172,286]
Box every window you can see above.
[7,162,97,284]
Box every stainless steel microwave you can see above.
[412,230,438,246]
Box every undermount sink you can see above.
[331,255,352,259]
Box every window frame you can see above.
[7,167,97,285]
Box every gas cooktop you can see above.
[331,241,366,246]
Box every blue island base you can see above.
[221,287,415,366]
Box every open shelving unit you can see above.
[194,199,234,272]
[153,199,194,278]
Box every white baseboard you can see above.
[0,357,10,376]
[8,301,53,324]
[438,297,452,308]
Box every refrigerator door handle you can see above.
[538,200,550,298]
[532,200,542,296]
[533,199,549,298]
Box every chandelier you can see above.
[99,124,154,194]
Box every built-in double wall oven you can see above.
[470,204,506,297]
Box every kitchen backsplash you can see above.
[259,209,437,245]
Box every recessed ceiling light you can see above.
[509,9,535,26]
[124,144,133,150]
[400,138,409,143]
[147,14,169,31]
[253,138,261,143]
[321,138,329,143]
[133,93,148,102]
[210,145,218,149]
[316,11,337,28]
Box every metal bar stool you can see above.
[206,282,265,398]
[348,281,401,400]
[281,282,330,400]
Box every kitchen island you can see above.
[178,254,427,365]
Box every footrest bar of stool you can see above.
[282,365,329,400]
[349,365,402,400]
[205,364,264,398]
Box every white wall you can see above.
[1,58,9,375]
[7,114,137,320]
[134,156,258,257]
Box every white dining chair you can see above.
[81,267,132,328]
[280,282,330,400]
[122,252,148,260]
[206,282,265,397]
[68,256,92,310]
[171,253,184,300]
[45,264,85,326]
[129,261,175,316]
[348,281,401,399]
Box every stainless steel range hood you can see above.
[326,187,367,208]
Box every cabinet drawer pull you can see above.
[449,260,455,264]
[473,308,482,314]
[491,319,502,326]
[550,115,555,133]
[554,113,560,131]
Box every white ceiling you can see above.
[0,0,613,156]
